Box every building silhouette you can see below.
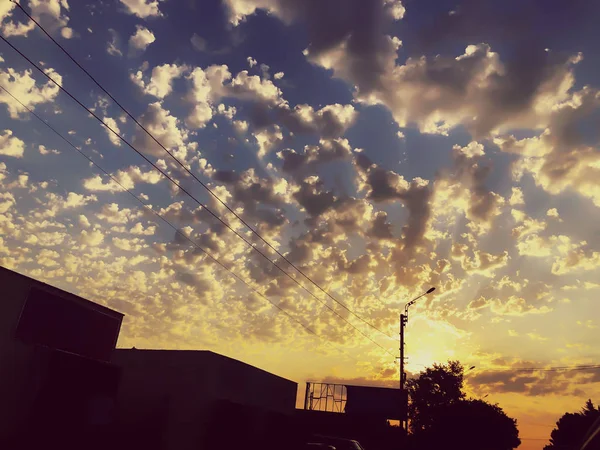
[112,348,297,449]
[0,266,124,449]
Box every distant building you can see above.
[111,349,298,450]
[0,266,124,448]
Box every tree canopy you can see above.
[544,399,600,450]
[407,361,520,450]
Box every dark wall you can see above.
[0,266,124,443]
[16,287,122,362]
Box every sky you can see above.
[1,0,600,448]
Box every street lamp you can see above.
[399,287,436,433]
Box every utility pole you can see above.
[399,287,436,437]
[399,313,407,432]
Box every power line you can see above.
[8,0,395,342]
[0,36,395,359]
[0,82,362,362]
[0,28,394,356]
[494,364,600,373]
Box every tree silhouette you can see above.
[407,361,520,450]
[544,399,600,450]
[406,360,465,434]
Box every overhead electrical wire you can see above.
[0,38,395,358]
[0,82,366,362]
[504,364,600,373]
[8,0,395,342]
[470,364,600,373]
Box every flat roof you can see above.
[0,265,124,319]
[114,348,297,385]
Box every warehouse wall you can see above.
[112,349,298,450]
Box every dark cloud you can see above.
[279,104,358,138]
[367,211,394,240]
[225,0,401,94]
[212,168,288,229]
[278,139,354,183]
[355,154,431,251]
[175,271,213,300]
[411,0,595,56]
[227,0,591,138]
[293,177,337,217]
[278,149,308,173]
[468,361,600,397]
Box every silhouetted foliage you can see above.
[544,399,600,450]
[406,360,465,434]
[407,361,520,450]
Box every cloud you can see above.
[222,0,404,99]
[96,203,141,225]
[60,26,73,39]
[185,65,231,128]
[133,102,190,158]
[78,215,91,229]
[1,0,71,38]
[119,0,162,18]
[429,142,504,236]
[527,332,548,342]
[212,168,288,229]
[353,154,433,253]
[469,359,598,397]
[0,130,25,158]
[453,248,510,277]
[373,43,576,135]
[274,72,284,80]
[128,25,155,53]
[38,145,60,156]
[113,236,147,252]
[80,229,104,247]
[280,104,358,138]
[509,187,524,206]
[0,191,16,214]
[455,141,485,159]
[103,117,122,147]
[496,82,600,206]
[292,175,337,218]
[488,296,552,316]
[131,63,187,99]
[552,248,600,276]
[106,28,123,57]
[35,192,97,219]
[223,1,589,138]
[367,211,394,240]
[217,104,236,120]
[229,70,284,106]
[83,165,162,192]
[233,120,248,134]
[254,125,283,158]
[247,56,257,68]
[0,67,62,119]
[129,222,156,236]
[190,33,207,52]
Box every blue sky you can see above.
[1,0,600,447]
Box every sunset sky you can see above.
[1,0,600,448]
